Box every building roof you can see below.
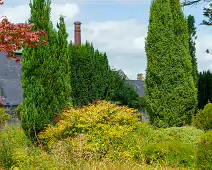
[115,69,144,97]
[116,69,129,80]
[126,80,145,97]
[0,52,23,107]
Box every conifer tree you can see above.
[21,0,71,138]
[198,70,212,109]
[145,0,197,127]
[69,41,110,107]
[187,15,198,87]
[68,40,140,109]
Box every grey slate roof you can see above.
[0,52,23,107]
[116,69,129,80]
[115,69,145,97]
[0,52,145,107]
[126,80,145,97]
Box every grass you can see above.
[0,102,207,170]
[0,123,204,170]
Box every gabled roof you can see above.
[126,80,144,97]
[116,69,129,80]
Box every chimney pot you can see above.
[74,21,82,46]
[137,73,144,81]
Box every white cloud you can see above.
[75,19,148,79]
[1,0,211,80]
[196,30,212,72]
[50,3,79,26]
[0,5,31,23]
[0,2,79,26]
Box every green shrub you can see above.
[0,125,59,170]
[154,126,204,146]
[193,103,212,131]
[196,130,212,170]
[21,6,71,138]
[144,141,196,168]
[145,0,197,128]
[39,101,141,160]
[0,108,10,124]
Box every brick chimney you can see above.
[74,21,81,46]
[137,73,144,81]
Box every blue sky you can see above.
[1,0,212,79]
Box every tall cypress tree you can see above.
[21,0,71,138]
[145,0,197,127]
[69,41,111,107]
[187,15,198,87]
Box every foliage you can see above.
[20,1,71,138]
[69,42,110,107]
[202,3,212,26]
[145,0,197,128]
[39,101,141,160]
[198,70,212,109]
[0,125,59,170]
[0,120,204,169]
[196,130,212,170]
[0,108,10,124]
[68,41,141,109]
[144,141,196,168]
[154,126,204,145]
[143,126,203,168]
[187,15,198,88]
[0,1,48,60]
[193,103,212,131]
[106,69,141,109]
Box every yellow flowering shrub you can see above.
[39,101,141,160]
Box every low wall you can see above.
[5,109,21,127]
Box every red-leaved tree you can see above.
[0,0,48,61]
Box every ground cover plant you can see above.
[0,101,207,170]
[0,108,10,124]
[193,103,212,131]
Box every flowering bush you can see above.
[39,101,141,160]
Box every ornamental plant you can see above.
[145,0,197,127]
[0,0,48,60]
[21,0,71,138]
[193,103,212,131]
[39,101,141,160]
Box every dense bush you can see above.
[0,119,204,169]
[145,0,197,127]
[68,42,141,110]
[69,42,110,107]
[196,130,212,169]
[39,101,141,160]
[21,8,71,138]
[154,126,204,145]
[144,141,196,168]
[143,126,203,168]
[106,69,142,109]
[0,125,59,170]
[193,103,212,131]
[0,108,10,124]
